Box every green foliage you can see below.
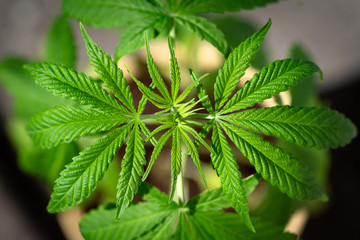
[214,19,271,111]
[22,15,357,238]
[0,15,78,185]
[176,0,278,14]
[63,0,276,60]
[116,122,146,218]
[80,183,296,240]
[28,106,129,148]
[222,106,356,149]
[220,59,322,114]
[0,58,72,118]
[46,15,76,67]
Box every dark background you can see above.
[1,0,359,239]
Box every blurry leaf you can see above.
[175,15,229,56]
[7,118,78,185]
[115,16,170,60]
[186,173,261,212]
[213,16,268,69]
[63,0,165,28]
[182,212,296,240]
[45,15,76,67]
[80,202,177,240]
[0,57,73,119]
[176,0,278,14]
[288,43,318,107]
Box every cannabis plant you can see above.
[1,0,357,239]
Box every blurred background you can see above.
[0,0,359,239]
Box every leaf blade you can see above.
[169,127,182,200]
[24,62,127,112]
[80,23,136,112]
[63,0,166,28]
[186,173,262,212]
[80,202,176,240]
[169,37,181,102]
[214,19,271,111]
[47,124,132,213]
[116,122,146,218]
[221,59,320,114]
[223,106,357,149]
[221,121,327,201]
[145,33,172,102]
[28,106,130,148]
[211,121,254,231]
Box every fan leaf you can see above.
[63,0,166,28]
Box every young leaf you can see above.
[46,15,75,68]
[211,121,254,232]
[193,119,214,149]
[143,127,174,180]
[167,37,181,103]
[145,33,172,102]
[221,59,321,114]
[186,173,262,212]
[175,15,228,56]
[139,120,157,147]
[47,124,132,213]
[214,19,271,111]
[80,23,136,112]
[127,66,170,108]
[180,127,208,187]
[181,124,212,153]
[222,106,357,149]
[116,122,146,218]
[24,62,128,112]
[169,127,182,200]
[177,0,278,14]
[27,106,129,148]
[190,70,214,113]
[63,0,165,28]
[221,121,327,201]
[115,16,170,60]
[80,202,176,240]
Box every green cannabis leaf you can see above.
[24,18,357,235]
[80,182,296,240]
[65,0,278,59]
